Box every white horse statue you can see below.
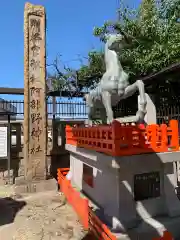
[84,33,147,124]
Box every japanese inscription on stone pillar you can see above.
[24,3,47,180]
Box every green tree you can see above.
[47,55,83,97]
[77,50,105,89]
[49,0,180,90]
[77,0,180,85]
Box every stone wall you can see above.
[0,120,70,185]
[0,118,75,186]
[0,153,23,185]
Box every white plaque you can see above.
[0,127,7,158]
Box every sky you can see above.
[0,0,141,101]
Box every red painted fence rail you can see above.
[66,120,179,157]
[57,168,174,240]
[152,231,174,240]
[89,208,117,240]
[57,168,89,229]
[57,168,118,239]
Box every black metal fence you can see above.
[1,98,180,124]
[5,100,88,119]
[0,98,17,114]
[1,98,137,120]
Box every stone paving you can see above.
[0,189,88,240]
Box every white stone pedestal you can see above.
[66,144,180,238]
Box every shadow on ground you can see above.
[81,232,96,240]
[0,197,26,226]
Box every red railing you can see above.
[152,231,174,240]
[89,208,117,240]
[57,168,174,240]
[57,168,89,229]
[66,120,179,157]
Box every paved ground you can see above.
[0,189,89,240]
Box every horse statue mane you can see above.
[84,32,147,124]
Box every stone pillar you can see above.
[24,2,47,181]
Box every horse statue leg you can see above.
[121,80,147,123]
[101,91,114,123]
[99,75,120,123]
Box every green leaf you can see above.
[51,0,180,89]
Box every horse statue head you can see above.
[104,33,125,52]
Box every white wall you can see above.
[70,153,120,221]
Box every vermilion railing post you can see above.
[169,120,179,151]
[146,124,157,151]
[152,231,174,240]
[83,198,89,230]
[163,231,174,239]
[160,124,168,152]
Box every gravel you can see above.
[0,191,88,240]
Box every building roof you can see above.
[141,62,180,85]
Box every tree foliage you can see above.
[78,0,180,85]
[50,0,180,90]
[47,55,83,97]
[77,51,105,89]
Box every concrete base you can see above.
[114,216,180,240]
[14,178,57,194]
[66,143,180,235]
